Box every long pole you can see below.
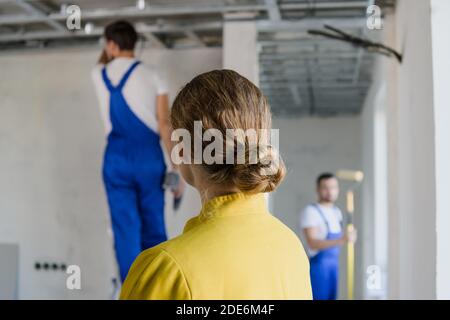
[346,190,355,300]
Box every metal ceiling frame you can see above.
[0,1,368,44]
[12,0,66,31]
[0,1,370,25]
[256,0,382,116]
[0,0,391,117]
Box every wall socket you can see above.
[34,261,67,272]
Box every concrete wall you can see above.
[272,116,362,299]
[358,13,399,299]
[430,0,450,299]
[365,0,444,299]
[387,0,436,299]
[360,57,390,300]
[0,46,221,299]
[360,0,441,299]
[223,20,259,84]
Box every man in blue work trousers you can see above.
[299,173,357,300]
[92,20,184,282]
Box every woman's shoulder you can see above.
[128,235,188,271]
[265,212,304,245]
[120,226,213,299]
[124,230,198,277]
[120,244,191,299]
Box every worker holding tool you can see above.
[91,20,184,282]
[299,172,357,300]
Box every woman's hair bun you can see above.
[231,146,286,193]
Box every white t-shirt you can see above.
[91,57,168,135]
[299,203,343,257]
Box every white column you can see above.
[431,0,450,300]
[386,0,450,299]
[388,0,436,299]
[223,17,259,85]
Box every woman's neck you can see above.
[197,183,241,205]
[190,166,241,205]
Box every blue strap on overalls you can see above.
[102,61,141,91]
[309,203,342,300]
[101,61,160,143]
[101,61,167,282]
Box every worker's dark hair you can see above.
[316,172,336,187]
[104,20,138,51]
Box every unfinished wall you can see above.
[365,0,445,299]
[0,46,221,299]
[360,57,390,300]
[430,0,450,300]
[358,13,399,300]
[388,0,436,299]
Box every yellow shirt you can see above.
[120,192,312,300]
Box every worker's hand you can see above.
[98,49,113,65]
[172,176,185,199]
[344,228,358,244]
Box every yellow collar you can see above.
[184,193,269,233]
[200,192,268,218]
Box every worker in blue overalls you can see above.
[91,21,184,282]
[299,172,357,300]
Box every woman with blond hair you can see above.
[120,70,312,300]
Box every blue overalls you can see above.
[101,61,167,282]
[309,203,342,300]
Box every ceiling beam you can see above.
[352,0,373,84]
[141,32,166,49]
[259,52,366,60]
[184,31,206,47]
[0,21,222,43]
[260,83,371,89]
[288,84,302,106]
[12,0,66,32]
[257,18,366,32]
[279,1,369,10]
[134,22,166,49]
[265,0,281,21]
[0,3,266,25]
[0,1,370,26]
